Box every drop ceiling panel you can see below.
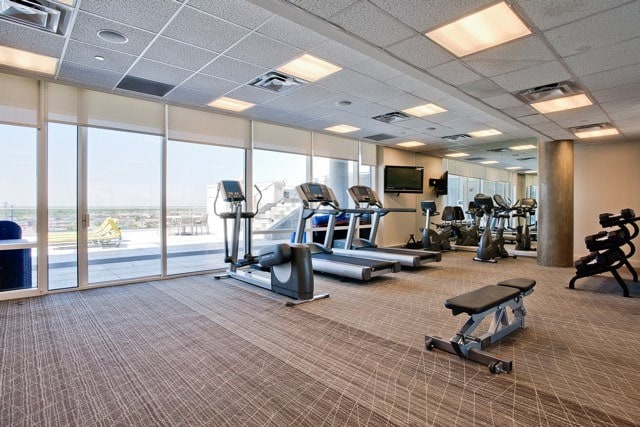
[70,12,156,56]
[457,79,506,98]
[423,111,464,125]
[543,2,640,57]
[79,0,181,32]
[163,87,217,106]
[58,61,123,89]
[64,40,136,73]
[481,93,524,110]
[370,0,493,33]
[226,85,280,105]
[600,97,640,113]
[188,0,274,29]
[225,33,303,69]
[128,59,193,86]
[514,0,630,31]
[377,93,428,110]
[257,15,327,50]
[350,59,402,82]
[427,61,480,86]
[162,7,250,52]
[579,63,640,92]
[518,114,551,125]
[462,36,558,77]
[355,81,406,103]
[592,83,640,104]
[285,84,339,103]
[178,73,239,94]
[491,61,572,92]
[261,95,313,112]
[0,19,66,58]
[329,1,415,47]
[564,37,640,77]
[609,107,640,121]
[143,37,219,72]
[285,0,358,19]
[318,96,388,118]
[386,35,454,71]
[200,56,267,84]
[308,39,370,68]
[501,104,537,118]
[293,104,338,119]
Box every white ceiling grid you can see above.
[0,0,637,171]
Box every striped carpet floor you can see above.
[1,250,639,426]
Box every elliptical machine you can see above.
[513,198,537,251]
[473,194,516,263]
[213,180,328,306]
[420,201,452,251]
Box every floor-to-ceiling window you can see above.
[166,141,244,274]
[312,157,357,208]
[0,124,38,292]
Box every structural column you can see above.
[538,139,574,267]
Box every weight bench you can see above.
[425,278,536,374]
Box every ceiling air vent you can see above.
[364,133,396,141]
[442,134,471,141]
[487,147,509,152]
[0,0,72,35]
[568,122,612,132]
[517,156,536,161]
[249,71,303,94]
[117,75,175,97]
[372,111,411,123]
[465,157,485,161]
[516,81,581,103]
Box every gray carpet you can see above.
[1,251,639,426]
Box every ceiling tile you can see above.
[318,96,389,118]
[0,19,65,58]
[491,61,572,92]
[179,73,239,94]
[79,0,181,32]
[58,61,123,90]
[543,2,640,57]
[518,115,550,125]
[63,40,137,73]
[308,39,370,68]
[285,0,358,19]
[144,36,219,72]
[501,104,537,118]
[286,84,339,103]
[350,59,402,82]
[591,83,640,104]
[257,15,327,50]
[543,104,606,124]
[70,12,156,56]
[329,1,415,47]
[225,33,303,69]
[579,63,640,92]
[564,37,640,77]
[226,85,281,104]
[427,61,480,85]
[162,87,217,106]
[386,35,454,70]
[377,93,428,110]
[162,6,250,52]
[316,69,377,94]
[295,104,338,119]
[609,107,640,121]
[261,95,313,112]
[457,79,506,98]
[515,0,630,31]
[600,97,640,113]
[370,0,493,32]
[481,94,523,109]
[356,82,406,103]
[128,59,193,86]
[188,0,274,29]
[200,56,267,84]
[462,36,557,77]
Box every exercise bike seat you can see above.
[444,285,520,316]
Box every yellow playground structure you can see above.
[48,217,122,248]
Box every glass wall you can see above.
[312,157,357,208]
[166,141,244,274]
[0,124,37,291]
[252,149,309,245]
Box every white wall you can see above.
[574,140,640,266]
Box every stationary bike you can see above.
[420,201,452,251]
[473,194,516,263]
[513,198,537,251]
[451,203,481,246]
[213,180,328,306]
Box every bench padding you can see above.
[497,278,536,292]
[445,285,521,316]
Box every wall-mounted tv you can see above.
[384,166,424,193]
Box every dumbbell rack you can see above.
[569,208,638,297]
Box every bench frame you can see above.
[425,279,535,374]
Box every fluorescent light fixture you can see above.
[469,129,502,137]
[480,160,499,164]
[396,141,425,148]
[277,54,342,82]
[425,1,531,57]
[445,152,469,158]
[510,144,537,150]
[207,97,254,112]
[524,170,538,174]
[402,103,446,117]
[325,124,360,133]
[505,166,522,170]
[58,0,74,4]
[574,128,619,139]
[530,93,592,114]
[0,45,58,74]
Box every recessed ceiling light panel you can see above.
[402,103,446,117]
[469,129,502,137]
[445,152,469,158]
[325,124,360,133]
[480,160,499,164]
[571,123,620,139]
[505,166,522,170]
[425,1,531,57]
[396,141,425,148]
[510,144,537,150]
[277,54,341,82]
[530,93,592,114]
[208,97,255,112]
[0,45,57,74]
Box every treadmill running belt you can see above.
[312,253,392,270]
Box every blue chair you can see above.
[0,221,32,290]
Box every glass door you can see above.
[86,128,162,284]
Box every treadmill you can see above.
[294,182,401,281]
[332,185,442,267]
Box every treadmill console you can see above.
[420,200,437,215]
[296,182,336,205]
[219,180,245,202]
[348,185,380,206]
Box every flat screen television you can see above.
[384,166,424,193]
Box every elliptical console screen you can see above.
[220,180,245,202]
